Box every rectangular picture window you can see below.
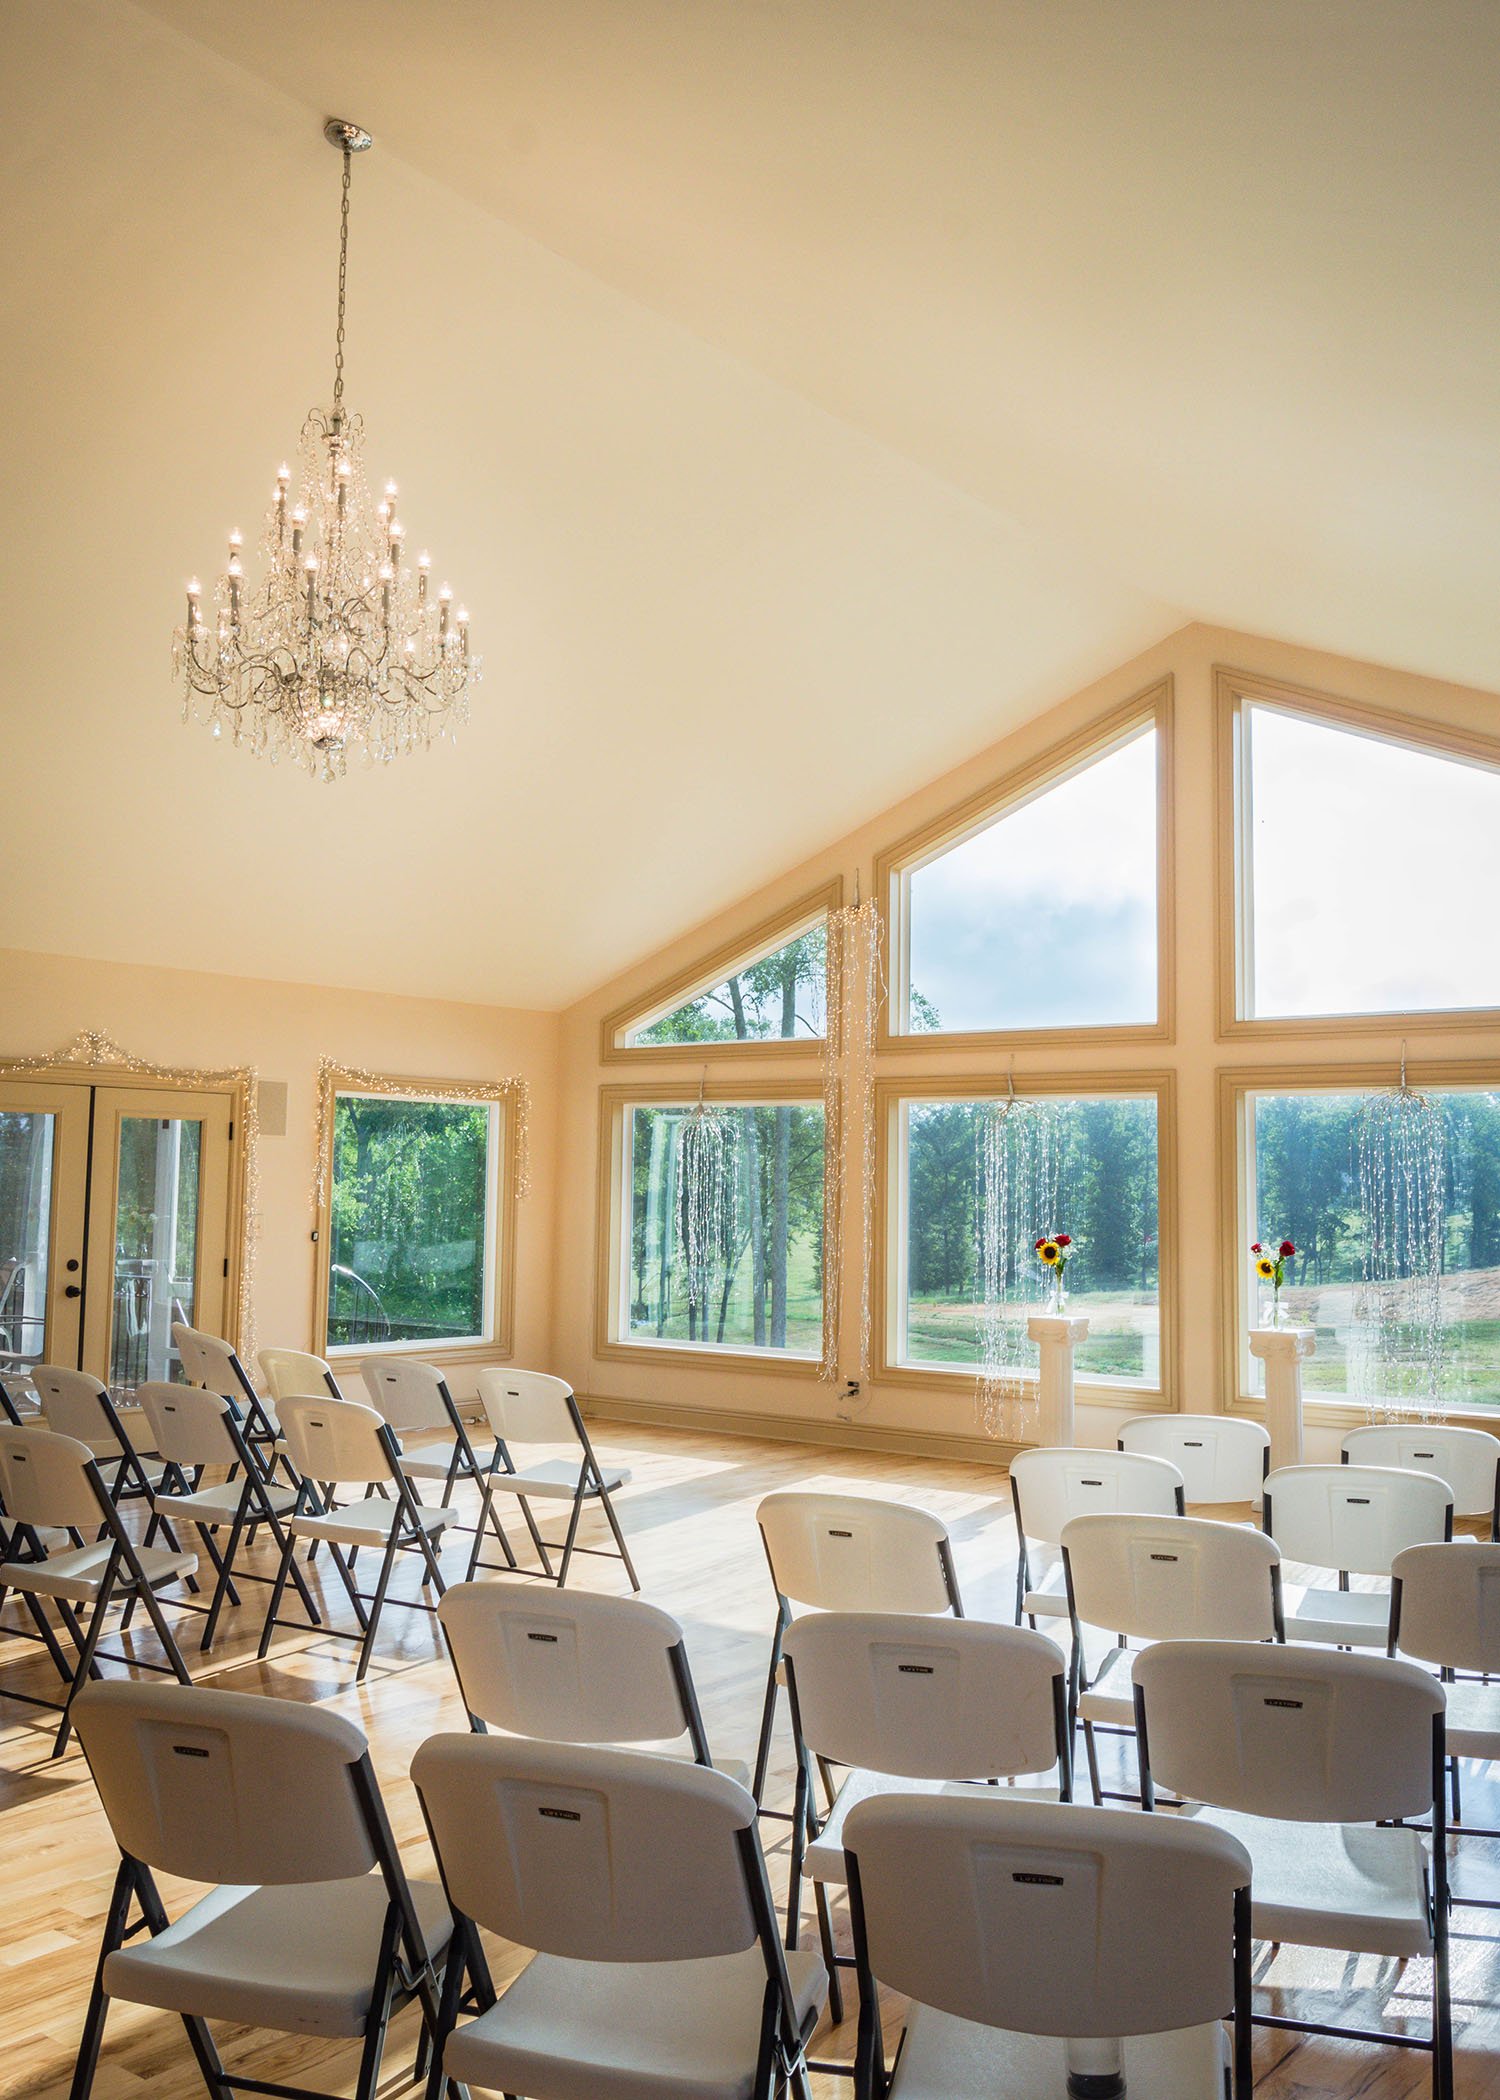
[624,1101,825,1356]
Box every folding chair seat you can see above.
[30,1364,169,1511]
[1008,1445,1184,1625]
[1133,1638,1452,2096]
[258,1395,452,1682]
[133,1382,316,1652]
[1118,1412,1271,1509]
[360,1356,520,1569]
[1345,1422,1500,1538]
[1263,1462,1451,1647]
[0,1426,195,1754]
[782,1612,1069,2035]
[468,1366,638,1589]
[1392,1538,1500,1907]
[173,1321,291,1483]
[751,1490,963,1810]
[412,1732,825,2100]
[842,1790,1254,2099]
[1061,1510,1283,1802]
[70,1680,451,2100]
[438,1578,738,1773]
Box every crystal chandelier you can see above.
[174,118,478,780]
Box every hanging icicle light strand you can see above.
[974,1090,1061,1438]
[1354,1052,1448,1421]
[674,1095,741,1319]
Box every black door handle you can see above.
[64,1284,82,1299]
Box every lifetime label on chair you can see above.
[1012,1873,1065,1886]
[538,1806,582,1821]
[827,1529,853,1538]
[1263,1698,1303,1709]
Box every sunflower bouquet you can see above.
[1252,1237,1296,1324]
[1035,1232,1074,1308]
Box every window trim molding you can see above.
[872,1068,1178,1413]
[597,878,844,1065]
[593,1076,835,1378]
[312,1067,519,1366]
[873,679,1175,1053]
[1214,664,1500,1039]
[1217,1056,1500,1431]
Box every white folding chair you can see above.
[259,1345,347,1404]
[1133,1639,1452,2097]
[752,1490,963,1810]
[1119,1413,1271,1508]
[1008,1444,1184,1625]
[173,1322,289,1483]
[842,1789,1254,2098]
[412,1733,826,2100]
[1392,1538,1500,1908]
[437,1579,734,1771]
[70,1679,452,2100]
[1345,1422,1500,1539]
[31,1364,168,1514]
[133,1382,313,1652]
[0,1426,195,1755]
[360,1356,520,1570]
[782,1612,1069,2038]
[1062,1510,1283,1804]
[1263,1462,1452,1647]
[257,1396,453,1682]
[469,1366,638,1590]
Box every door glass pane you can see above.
[111,1117,202,1388]
[0,1112,55,1373]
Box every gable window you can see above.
[612,1096,826,1359]
[1229,684,1500,1023]
[884,696,1167,1041]
[626,925,827,1047]
[322,1088,506,1353]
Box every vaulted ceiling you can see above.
[5,3,1497,1007]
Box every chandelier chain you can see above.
[333,147,351,409]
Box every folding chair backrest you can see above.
[1343,1422,1500,1521]
[439,1581,691,1742]
[1010,1446,1183,1547]
[412,1733,762,1963]
[74,1680,377,1886]
[172,1323,252,1404]
[360,1357,450,1437]
[757,1491,956,1613]
[278,1395,392,1488]
[0,1424,103,1531]
[1062,1512,1280,1642]
[1392,1540,1500,1675]
[134,1383,241,1471]
[1263,1463,1451,1577]
[1131,1639,1443,1824]
[843,1792,1249,2038]
[259,1346,339,1405]
[474,1367,576,1445]
[1118,1414,1270,1505]
[30,1365,120,1456]
[783,1612,1064,1779]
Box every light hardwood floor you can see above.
[1,1422,1496,2099]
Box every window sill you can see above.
[596,1337,823,1379]
[326,1338,514,1371]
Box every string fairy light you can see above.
[311,1058,532,1217]
[821,884,883,1392]
[974,1079,1059,1437]
[1353,1046,1447,1421]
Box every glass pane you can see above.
[1248,1088,1500,1410]
[0,1111,55,1374]
[626,925,827,1046]
[906,729,1157,1033]
[1248,704,1500,1017]
[626,1103,825,1355]
[111,1117,202,1388]
[328,1096,493,1348]
[903,1095,1160,1386]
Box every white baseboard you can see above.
[578,1389,1021,1468]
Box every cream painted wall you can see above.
[553,620,1500,1465]
[0,947,559,1397]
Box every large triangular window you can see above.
[893,708,1163,1036]
[614,909,829,1050]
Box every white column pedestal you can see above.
[1249,1326,1317,1470]
[1026,1313,1092,1447]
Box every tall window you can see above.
[896,1092,1162,1387]
[895,726,1159,1037]
[624,925,827,1047]
[623,1101,825,1356]
[327,1093,499,1349]
[1241,1085,1500,1411]
[1241,700,1500,1020]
